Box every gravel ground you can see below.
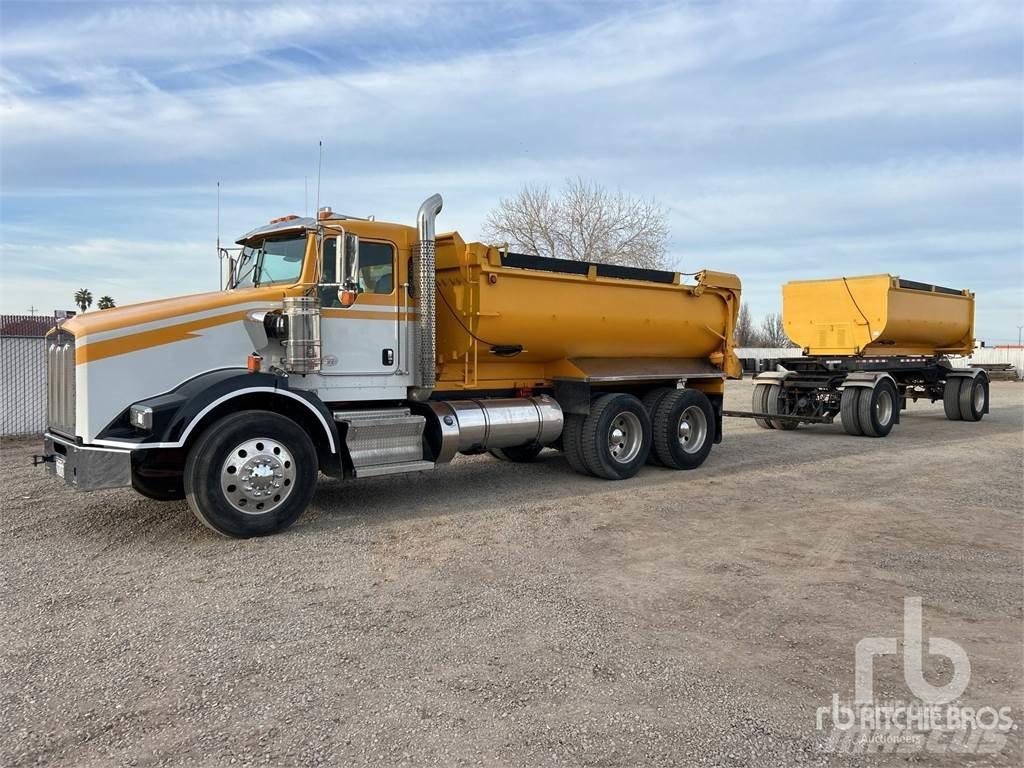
[2,380,1022,767]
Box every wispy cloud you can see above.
[0,1,1020,340]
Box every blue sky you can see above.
[1,1,1021,342]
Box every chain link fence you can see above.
[1,314,56,437]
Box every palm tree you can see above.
[97,295,116,310]
[74,288,93,313]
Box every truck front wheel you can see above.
[184,410,319,538]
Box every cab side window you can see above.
[320,239,394,307]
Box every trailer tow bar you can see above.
[722,410,835,424]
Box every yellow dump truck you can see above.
[39,194,741,537]
[747,274,988,437]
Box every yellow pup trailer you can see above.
[749,274,988,437]
[39,194,741,537]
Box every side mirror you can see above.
[336,233,360,308]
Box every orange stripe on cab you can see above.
[77,310,250,364]
[77,308,416,363]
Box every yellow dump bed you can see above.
[783,274,974,357]
[432,233,742,389]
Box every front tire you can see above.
[184,410,318,538]
[132,472,185,502]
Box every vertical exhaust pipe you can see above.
[412,193,443,399]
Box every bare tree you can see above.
[483,178,669,269]
[734,303,758,347]
[759,312,793,348]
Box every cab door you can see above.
[318,238,400,376]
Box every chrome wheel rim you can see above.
[220,438,296,515]
[876,390,893,425]
[973,382,985,412]
[607,411,643,464]
[678,405,708,454]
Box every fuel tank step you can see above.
[332,407,426,472]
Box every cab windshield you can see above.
[233,234,307,288]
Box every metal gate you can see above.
[1,335,48,437]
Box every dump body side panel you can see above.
[432,237,741,390]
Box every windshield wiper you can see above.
[233,249,262,287]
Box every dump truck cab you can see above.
[40,194,743,538]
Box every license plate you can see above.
[55,456,65,479]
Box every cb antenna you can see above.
[216,180,221,287]
[315,141,323,219]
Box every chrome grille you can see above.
[47,330,76,435]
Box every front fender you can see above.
[95,369,339,453]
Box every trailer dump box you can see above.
[742,273,987,441]
[783,274,974,357]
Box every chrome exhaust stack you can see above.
[411,193,443,400]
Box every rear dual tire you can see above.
[489,444,544,463]
[840,380,897,438]
[563,389,715,479]
[944,376,988,422]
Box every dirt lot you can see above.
[2,380,1022,767]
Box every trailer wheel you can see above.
[958,375,988,422]
[562,414,592,477]
[490,444,544,463]
[641,387,675,465]
[652,389,715,470]
[766,383,798,431]
[184,410,318,538]
[943,378,963,421]
[840,387,863,436]
[858,380,897,438]
[752,383,774,430]
[580,393,652,480]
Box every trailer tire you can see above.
[840,387,863,436]
[562,414,592,477]
[766,384,798,430]
[490,444,544,463]
[652,389,715,470]
[943,378,963,421]
[641,387,675,465]
[957,375,988,422]
[580,393,652,480]
[752,383,774,430]
[184,410,318,538]
[858,380,897,438]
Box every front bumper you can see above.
[41,432,132,491]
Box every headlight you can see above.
[129,405,153,430]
